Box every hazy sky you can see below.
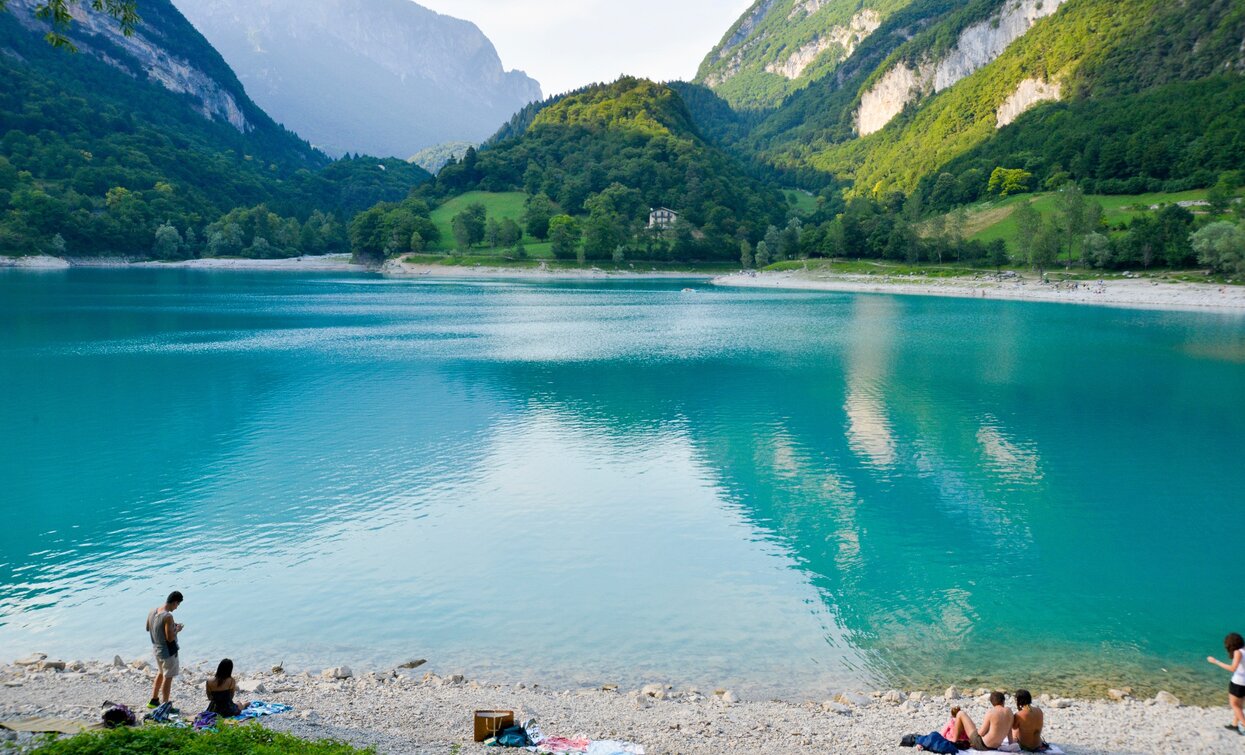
[416,0,755,97]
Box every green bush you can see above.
[29,723,373,754]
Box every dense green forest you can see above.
[0,2,430,258]
[407,77,789,263]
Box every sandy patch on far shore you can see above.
[713,271,1245,313]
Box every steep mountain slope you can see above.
[812,0,1245,195]
[172,0,542,158]
[703,0,1245,200]
[695,0,929,110]
[0,0,430,256]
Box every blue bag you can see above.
[915,732,960,754]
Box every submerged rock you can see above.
[1154,691,1181,706]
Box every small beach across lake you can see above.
[712,269,1245,313]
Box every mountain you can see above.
[0,0,430,257]
[695,0,935,111]
[698,0,1245,201]
[428,77,787,260]
[171,0,543,158]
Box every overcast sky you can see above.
[416,0,755,97]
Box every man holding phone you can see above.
[145,590,184,711]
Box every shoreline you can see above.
[378,258,714,280]
[2,658,1238,754]
[7,254,1245,313]
[712,270,1245,313]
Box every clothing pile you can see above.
[484,718,644,754]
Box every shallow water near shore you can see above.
[2,269,1243,703]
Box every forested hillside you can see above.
[407,77,788,262]
[0,0,429,258]
[698,0,1245,203]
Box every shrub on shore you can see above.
[28,723,373,754]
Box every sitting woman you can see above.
[205,658,247,717]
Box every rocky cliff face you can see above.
[172,0,541,158]
[4,0,256,132]
[697,0,906,109]
[855,0,1068,136]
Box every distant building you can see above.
[648,207,678,230]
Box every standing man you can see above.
[145,590,183,711]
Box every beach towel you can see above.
[535,736,592,753]
[585,741,645,755]
[234,701,292,720]
[0,717,103,734]
[979,745,1065,755]
[193,711,219,731]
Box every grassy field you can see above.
[960,188,1221,248]
[28,723,371,754]
[785,189,819,217]
[427,191,544,252]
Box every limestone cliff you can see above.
[172,0,542,158]
[855,0,1068,136]
[4,0,257,132]
[696,0,902,110]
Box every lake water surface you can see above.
[2,269,1243,701]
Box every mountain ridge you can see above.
[172,0,542,158]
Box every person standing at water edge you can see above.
[1012,689,1048,752]
[145,590,183,710]
[1207,632,1245,735]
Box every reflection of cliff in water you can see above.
[447,293,1240,699]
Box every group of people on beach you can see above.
[143,591,247,717]
[939,689,1046,752]
[140,588,1245,747]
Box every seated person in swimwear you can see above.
[949,691,1013,751]
[1012,689,1048,752]
[205,658,247,717]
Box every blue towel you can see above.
[234,701,293,720]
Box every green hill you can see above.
[423,77,787,262]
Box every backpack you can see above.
[101,703,136,728]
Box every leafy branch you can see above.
[0,0,139,50]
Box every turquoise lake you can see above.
[2,269,1243,701]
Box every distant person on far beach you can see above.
[205,658,247,717]
[145,590,184,711]
[1207,632,1245,735]
[1012,689,1048,752]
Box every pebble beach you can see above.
[2,657,1242,754]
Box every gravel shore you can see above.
[713,270,1245,313]
[2,659,1240,754]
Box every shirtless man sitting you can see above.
[949,691,1014,751]
[1012,689,1048,752]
